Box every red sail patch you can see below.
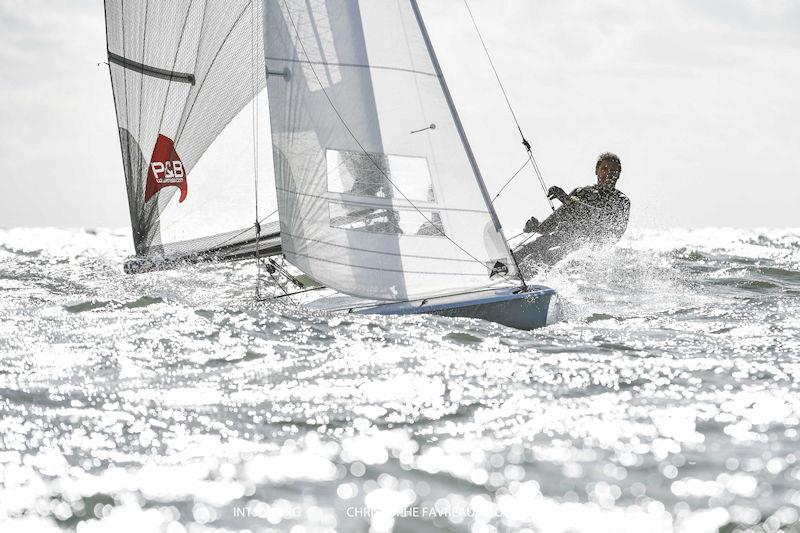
[144,134,188,203]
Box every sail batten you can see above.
[265,56,439,78]
[264,0,517,301]
[108,51,196,85]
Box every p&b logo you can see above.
[150,160,185,185]
[145,134,188,203]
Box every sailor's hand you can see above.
[523,216,540,233]
[547,186,568,203]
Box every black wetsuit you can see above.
[514,185,630,268]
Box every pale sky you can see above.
[1,0,798,232]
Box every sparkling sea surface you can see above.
[1,227,799,533]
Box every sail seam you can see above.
[275,187,489,214]
[280,231,478,263]
[284,249,511,278]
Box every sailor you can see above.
[514,152,630,268]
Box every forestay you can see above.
[104,0,281,271]
[263,0,518,301]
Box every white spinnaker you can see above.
[105,0,277,262]
[263,0,517,301]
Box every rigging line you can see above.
[280,0,519,288]
[258,285,327,301]
[273,257,305,288]
[410,0,525,290]
[118,1,135,240]
[462,0,522,139]
[528,150,554,210]
[136,0,151,182]
[516,231,537,248]
[492,158,529,203]
[251,0,262,300]
[462,0,554,211]
[265,264,295,305]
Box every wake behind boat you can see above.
[103,0,557,330]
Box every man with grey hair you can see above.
[514,152,630,269]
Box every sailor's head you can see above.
[595,152,622,188]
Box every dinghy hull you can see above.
[311,286,559,330]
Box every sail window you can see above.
[329,202,444,237]
[326,150,435,203]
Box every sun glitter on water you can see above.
[1,227,799,532]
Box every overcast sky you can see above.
[1,0,798,233]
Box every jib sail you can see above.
[263,0,517,301]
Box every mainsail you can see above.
[104,0,281,272]
[263,0,518,301]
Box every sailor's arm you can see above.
[522,185,579,234]
[524,205,575,235]
[609,196,631,240]
[547,186,570,204]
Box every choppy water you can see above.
[1,227,799,533]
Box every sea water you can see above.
[0,227,798,532]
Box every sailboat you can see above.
[103,0,558,330]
